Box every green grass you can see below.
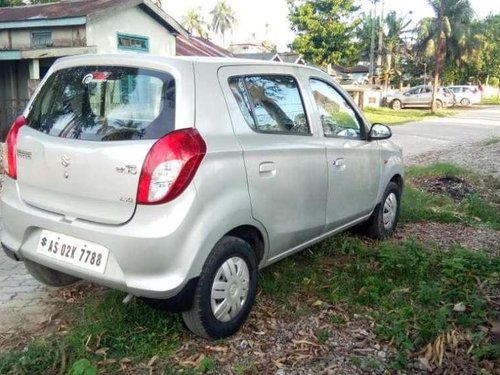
[481,96,500,105]
[0,292,183,374]
[482,137,500,146]
[363,107,460,125]
[260,236,500,368]
[401,163,500,230]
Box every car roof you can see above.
[52,54,325,75]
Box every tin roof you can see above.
[0,0,187,36]
[176,35,233,57]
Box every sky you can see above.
[161,0,500,51]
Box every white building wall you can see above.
[86,6,175,56]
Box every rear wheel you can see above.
[182,236,258,339]
[362,182,401,239]
[24,259,80,287]
[391,99,402,111]
[460,98,471,106]
[435,100,443,109]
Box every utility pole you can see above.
[369,1,378,84]
[376,0,385,85]
[431,1,445,113]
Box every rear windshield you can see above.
[27,66,175,141]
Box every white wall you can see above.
[86,6,175,56]
[0,26,86,50]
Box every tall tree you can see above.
[210,0,236,46]
[480,14,500,83]
[415,0,476,112]
[356,12,377,61]
[182,8,208,38]
[381,10,412,89]
[288,0,360,67]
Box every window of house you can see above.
[117,33,149,52]
[228,75,310,135]
[31,31,53,48]
[310,79,362,139]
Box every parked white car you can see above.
[447,85,482,106]
[1,55,404,339]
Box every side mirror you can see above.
[369,123,392,140]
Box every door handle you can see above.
[259,162,276,176]
[332,158,345,167]
[332,158,346,171]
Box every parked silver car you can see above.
[1,55,404,339]
[448,85,481,106]
[387,85,455,110]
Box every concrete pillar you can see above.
[29,59,40,80]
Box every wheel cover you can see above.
[393,100,401,110]
[383,192,398,230]
[210,256,250,322]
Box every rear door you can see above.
[16,63,190,225]
[418,86,432,106]
[219,66,327,259]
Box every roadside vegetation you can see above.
[481,97,500,105]
[1,162,498,374]
[363,107,460,125]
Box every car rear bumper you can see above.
[0,177,200,299]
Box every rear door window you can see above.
[27,66,175,141]
[229,75,310,135]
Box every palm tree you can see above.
[381,11,412,90]
[416,0,476,112]
[182,8,208,38]
[210,0,236,46]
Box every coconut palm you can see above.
[210,0,236,46]
[182,8,208,38]
[381,11,412,89]
[415,0,477,111]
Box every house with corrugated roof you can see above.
[0,0,187,138]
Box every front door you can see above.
[305,77,381,230]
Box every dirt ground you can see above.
[407,137,500,180]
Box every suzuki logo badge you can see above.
[61,154,71,168]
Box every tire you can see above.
[435,100,443,110]
[460,98,471,106]
[181,236,258,339]
[391,99,402,111]
[24,259,80,287]
[363,182,401,239]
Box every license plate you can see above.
[37,230,109,274]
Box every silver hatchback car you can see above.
[387,85,455,110]
[1,55,403,339]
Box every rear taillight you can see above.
[3,115,26,179]
[137,128,206,205]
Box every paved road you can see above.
[1,105,499,333]
[391,106,500,160]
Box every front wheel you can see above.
[182,236,258,339]
[362,182,401,239]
